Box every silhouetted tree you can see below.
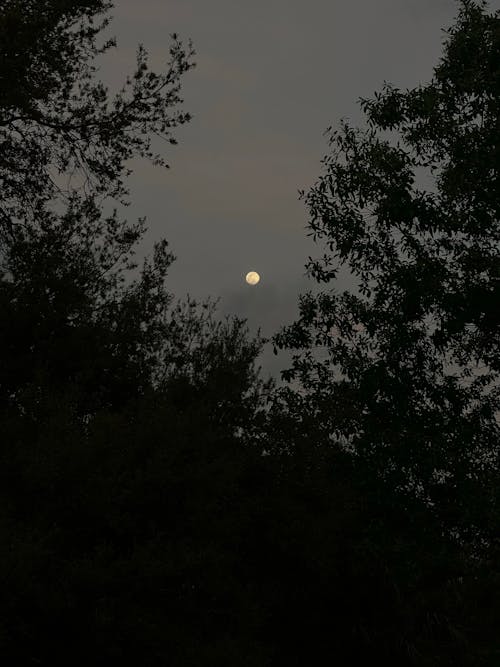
[0,0,193,209]
[1,1,499,665]
[271,0,500,663]
[275,0,499,548]
[0,0,197,413]
[0,308,274,666]
[0,2,272,665]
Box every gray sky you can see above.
[101,0,487,377]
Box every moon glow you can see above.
[245,271,260,285]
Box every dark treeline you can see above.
[0,1,498,664]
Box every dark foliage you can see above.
[273,0,500,663]
[0,1,498,665]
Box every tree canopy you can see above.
[275,0,499,546]
[271,1,499,661]
[0,1,499,665]
[0,0,198,414]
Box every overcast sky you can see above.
[100,0,494,377]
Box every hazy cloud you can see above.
[103,0,487,375]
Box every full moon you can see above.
[245,271,260,285]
